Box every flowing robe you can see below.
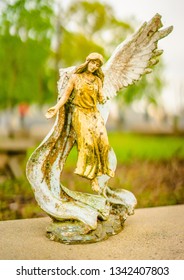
[70,73,114,180]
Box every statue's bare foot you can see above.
[91,178,100,193]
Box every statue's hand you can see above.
[45,106,58,119]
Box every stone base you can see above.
[46,213,126,244]
[45,187,137,244]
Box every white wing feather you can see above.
[102,14,173,99]
[57,66,75,99]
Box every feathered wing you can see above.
[57,66,76,99]
[102,13,173,99]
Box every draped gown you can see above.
[70,73,114,180]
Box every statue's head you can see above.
[85,52,104,66]
[75,52,104,82]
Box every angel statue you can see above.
[26,14,172,244]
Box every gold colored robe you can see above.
[71,73,114,180]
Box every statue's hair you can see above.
[74,59,104,84]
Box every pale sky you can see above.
[102,0,184,114]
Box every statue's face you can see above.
[87,60,101,73]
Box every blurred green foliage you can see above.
[0,178,45,220]
[0,0,164,109]
[0,0,55,107]
[108,132,184,162]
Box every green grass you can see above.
[109,132,184,162]
[0,178,45,220]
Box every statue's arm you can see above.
[45,75,75,119]
[55,76,75,109]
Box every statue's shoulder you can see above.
[68,73,78,83]
[71,73,83,83]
